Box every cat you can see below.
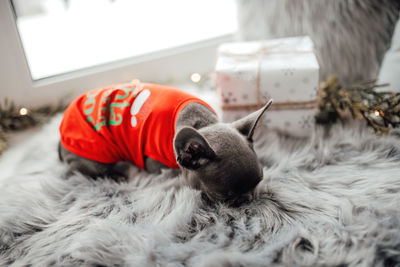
[58,82,272,206]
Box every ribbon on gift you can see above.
[218,39,318,111]
[221,99,318,111]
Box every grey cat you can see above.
[59,100,272,206]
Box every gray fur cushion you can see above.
[0,115,400,266]
[236,0,400,85]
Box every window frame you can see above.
[0,0,234,108]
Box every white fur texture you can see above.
[0,115,400,266]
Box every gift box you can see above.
[215,36,319,136]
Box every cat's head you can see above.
[173,100,272,206]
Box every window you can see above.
[1,0,237,107]
[12,0,237,80]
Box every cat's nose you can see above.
[247,192,254,202]
[243,192,255,203]
[231,192,254,206]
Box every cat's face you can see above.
[174,101,271,206]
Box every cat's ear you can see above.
[174,127,217,170]
[232,99,273,142]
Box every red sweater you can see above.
[59,83,214,169]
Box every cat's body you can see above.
[59,83,271,206]
[58,102,217,177]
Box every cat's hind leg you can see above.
[58,142,118,178]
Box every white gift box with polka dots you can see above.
[215,36,319,136]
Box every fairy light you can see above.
[19,107,28,116]
[374,110,380,116]
[190,73,201,83]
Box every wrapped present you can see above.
[215,36,319,136]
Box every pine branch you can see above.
[0,98,67,155]
[316,76,400,134]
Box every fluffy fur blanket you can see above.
[0,115,400,266]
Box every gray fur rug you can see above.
[1,115,400,266]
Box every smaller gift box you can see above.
[215,36,320,136]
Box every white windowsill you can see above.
[32,33,234,87]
